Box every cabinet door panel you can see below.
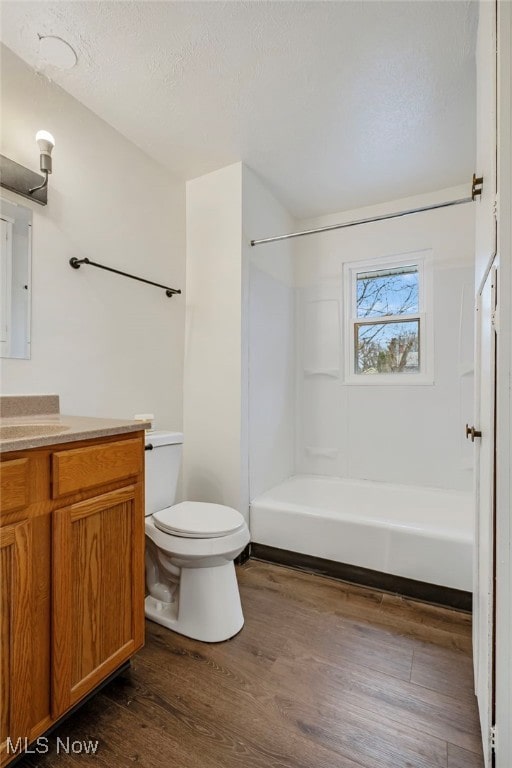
[52,484,144,716]
[0,459,29,515]
[0,519,32,764]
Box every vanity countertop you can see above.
[0,413,151,453]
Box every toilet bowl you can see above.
[144,431,250,642]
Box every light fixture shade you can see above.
[35,130,55,155]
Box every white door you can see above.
[474,262,497,768]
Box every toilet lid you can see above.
[153,502,246,539]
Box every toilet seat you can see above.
[153,501,246,539]
[145,515,250,560]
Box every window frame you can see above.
[343,250,434,385]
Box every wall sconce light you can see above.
[28,131,55,195]
[0,129,55,206]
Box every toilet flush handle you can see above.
[145,443,154,451]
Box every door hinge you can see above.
[466,424,482,442]
[491,266,498,331]
[491,307,498,331]
[472,173,484,200]
[490,724,497,752]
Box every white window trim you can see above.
[343,249,434,385]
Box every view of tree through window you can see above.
[355,265,420,374]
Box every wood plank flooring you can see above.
[17,561,483,768]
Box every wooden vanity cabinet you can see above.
[1,452,51,765]
[0,458,34,764]
[0,432,145,766]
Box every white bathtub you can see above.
[250,475,473,592]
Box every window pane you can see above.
[355,319,420,374]
[356,265,418,318]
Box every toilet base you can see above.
[145,560,245,642]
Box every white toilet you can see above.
[144,430,250,642]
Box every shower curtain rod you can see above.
[250,174,483,247]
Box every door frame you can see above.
[474,262,497,768]
[494,1,512,765]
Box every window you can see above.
[343,252,433,384]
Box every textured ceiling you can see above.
[0,1,478,218]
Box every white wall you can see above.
[182,163,246,515]
[0,45,185,427]
[182,163,296,516]
[244,167,296,500]
[295,186,475,491]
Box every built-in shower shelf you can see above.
[303,368,340,378]
[458,363,475,377]
[305,446,339,459]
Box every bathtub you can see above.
[250,475,473,593]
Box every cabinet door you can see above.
[52,484,145,716]
[0,518,32,765]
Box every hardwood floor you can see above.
[17,561,483,768]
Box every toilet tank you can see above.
[144,430,183,516]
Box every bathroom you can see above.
[0,2,511,768]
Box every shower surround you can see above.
[248,186,476,594]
